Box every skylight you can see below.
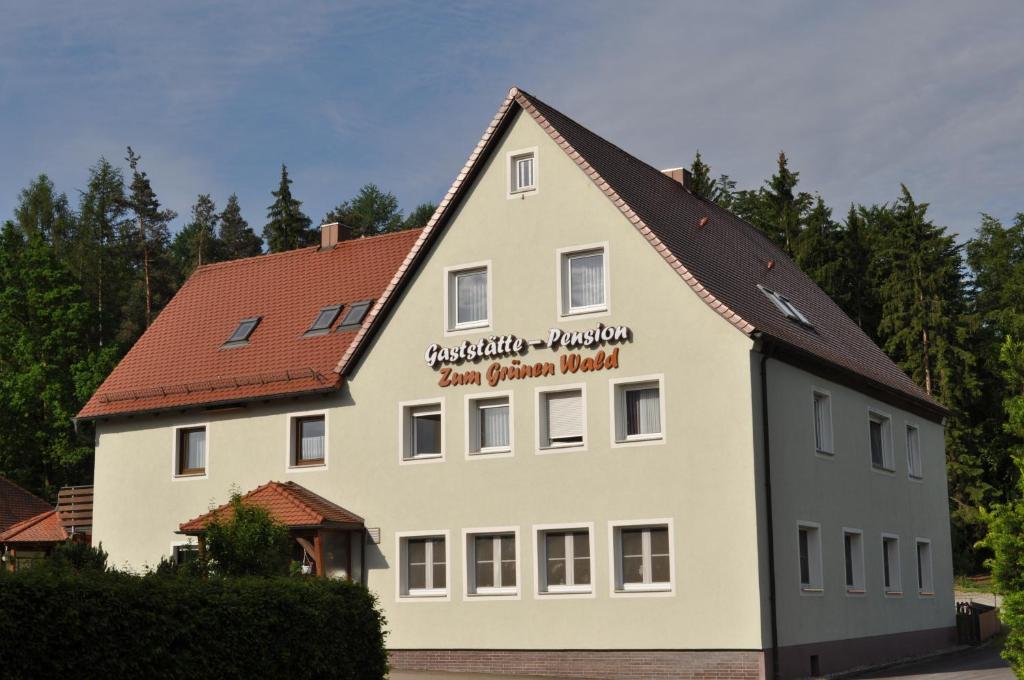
[224,317,261,347]
[758,285,812,328]
[337,300,373,331]
[306,305,343,335]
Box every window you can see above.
[882,535,901,594]
[176,427,206,476]
[869,411,893,470]
[813,391,833,454]
[337,300,373,332]
[843,529,865,593]
[560,248,607,315]
[306,305,342,335]
[467,394,512,456]
[538,528,592,594]
[401,401,443,462]
[510,151,536,194]
[916,540,933,595]
[612,377,663,444]
[757,285,812,327]
[612,523,672,593]
[797,523,823,592]
[907,425,923,478]
[400,535,447,598]
[172,544,199,566]
[223,316,261,347]
[292,415,325,467]
[538,387,584,450]
[447,265,489,330]
[467,532,518,596]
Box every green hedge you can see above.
[0,569,388,680]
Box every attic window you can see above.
[306,305,343,336]
[337,300,373,332]
[223,317,261,347]
[758,285,812,328]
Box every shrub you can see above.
[0,568,388,680]
[203,491,292,577]
[41,540,108,573]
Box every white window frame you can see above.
[463,527,520,600]
[758,284,813,327]
[171,422,210,481]
[285,409,328,473]
[443,261,492,335]
[465,390,514,459]
[915,538,934,596]
[796,521,824,595]
[533,522,596,598]
[868,408,894,472]
[609,375,666,447]
[169,538,199,565]
[507,146,538,198]
[906,423,923,480]
[608,518,675,598]
[535,383,588,454]
[556,243,610,319]
[881,533,902,596]
[842,527,866,595]
[812,388,834,456]
[395,530,450,601]
[398,398,445,465]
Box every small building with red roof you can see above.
[78,88,954,679]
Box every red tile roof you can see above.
[78,229,422,418]
[178,481,364,534]
[0,510,67,545]
[338,87,942,419]
[0,477,53,534]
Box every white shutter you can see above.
[547,390,583,441]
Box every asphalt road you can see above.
[850,641,1012,679]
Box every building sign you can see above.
[424,323,632,388]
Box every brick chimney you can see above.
[661,167,693,191]
[319,222,354,250]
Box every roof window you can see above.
[305,305,343,336]
[223,317,261,347]
[337,300,373,332]
[758,285,812,328]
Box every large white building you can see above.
[79,87,955,679]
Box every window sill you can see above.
[538,442,584,454]
[403,590,447,599]
[509,187,536,197]
[815,449,834,456]
[542,585,592,596]
[908,474,924,481]
[871,464,895,474]
[173,472,207,480]
[614,434,664,447]
[561,305,608,318]
[619,583,672,594]
[918,590,935,597]
[470,587,518,597]
[404,453,444,462]
[846,587,866,595]
[469,447,512,457]
[884,590,904,597]
[289,461,326,471]
[447,321,491,334]
[800,586,824,595]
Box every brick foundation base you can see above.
[388,649,766,679]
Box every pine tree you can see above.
[323,183,404,238]
[123,147,176,339]
[263,165,315,252]
[402,202,437,230]
[171,194,222,284]
[732,152,811,256]
[13,175,76,258]
[686,151,735,206]
[73,158,129,350]
[218,194,263,259]
[794,196,842,299]
[0,221,105,496]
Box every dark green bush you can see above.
[0,568,388,680]
[203,491,292,577]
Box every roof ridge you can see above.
[195,228,425,274]
[0,509,57,541]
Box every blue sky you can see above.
[2,1,1021,241]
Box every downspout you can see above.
[760,341,780,680]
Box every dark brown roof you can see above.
[338,87,941,418]
[179,481,363,534]
[0,477,53,534]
